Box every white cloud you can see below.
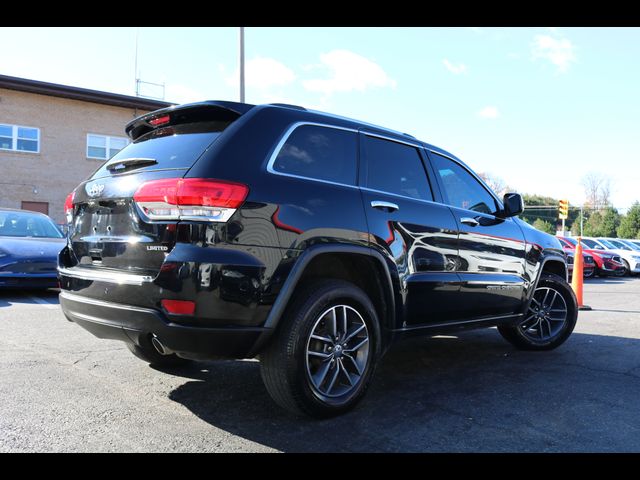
[302,50,396,96]
[225,57,296,90]
[531,35,576,73]
[443,59,468,75]
[477,106,500,119]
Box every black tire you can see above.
[260,279,380,418]
[498,273,578,351]
[622,260,631,276]
[126,335,192,367]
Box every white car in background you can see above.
[625,239,640,250]
[583,237,640,276]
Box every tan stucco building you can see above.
[0,74,172,223]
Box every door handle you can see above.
[371,200,399,212]
[460,217,479,227]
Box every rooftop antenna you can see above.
[134,27,139,96]
[134,27,165,100]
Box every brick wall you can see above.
[0,88,153,223]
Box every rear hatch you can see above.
[64,102,252,277]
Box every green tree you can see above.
[521,194,579,231]
[600,207,621,237]
[618,202,640,238]
[583,210,603,237]
[583,207,621,237]
[532,218,556,235]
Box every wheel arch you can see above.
[539,256,568,283]
[518,253,571,316]
[249,244,397,356]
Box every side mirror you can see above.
[501,193,524,217]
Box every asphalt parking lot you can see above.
[1,277,639,452]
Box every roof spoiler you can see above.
[125,100,255,140]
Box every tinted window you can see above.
[91,122,226,179]
[0,211,63,238]
[582,239,600,249]
[364,136,432,201]
[608,239,630,250]
[273,125,357,185]
[430,153,498,214]
[559,238,574,248]
[598,239,617,249]
[622,240,640,251]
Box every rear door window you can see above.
[363,135,433,201]
[272,125,357,185]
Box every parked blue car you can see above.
[0,208,65,289]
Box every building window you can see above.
[87,134,129,160]
[0,124,40,153]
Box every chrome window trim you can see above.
[362,131,424,149]
[359,186,441,207]
[426,148,505,212]
[265,121,359,189]
[304,108,413,139]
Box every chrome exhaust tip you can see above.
[151,334,173,355]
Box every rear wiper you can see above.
[106,157,157,172]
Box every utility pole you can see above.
[580,205,584,236]
[239,27,245,103]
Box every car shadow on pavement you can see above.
[166,329,640,452]
[0,288,60,307]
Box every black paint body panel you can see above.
[59,103,568,359]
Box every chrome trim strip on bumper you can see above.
[57,266,153,285]
[59,290,158,314]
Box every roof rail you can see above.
[268,103,307,111]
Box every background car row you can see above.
[557,236,640,277]
[1,206,639,290]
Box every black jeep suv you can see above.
[59,101,577,417]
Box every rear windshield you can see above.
[90,121,226,179]
[0,211,63,238]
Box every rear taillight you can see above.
[133,178,248,222]
[64,191,75,223]
[161,299,195,315]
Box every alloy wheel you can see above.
[520,287,568,342]
[305,305,370,398]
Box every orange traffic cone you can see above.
[571,236,592,311]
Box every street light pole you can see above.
[239,27,245,103]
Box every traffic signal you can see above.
[558,199,569,219]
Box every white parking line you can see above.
[26,295,59,310]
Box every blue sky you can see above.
[2,27,639,210]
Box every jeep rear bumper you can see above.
[59,291,271,359]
